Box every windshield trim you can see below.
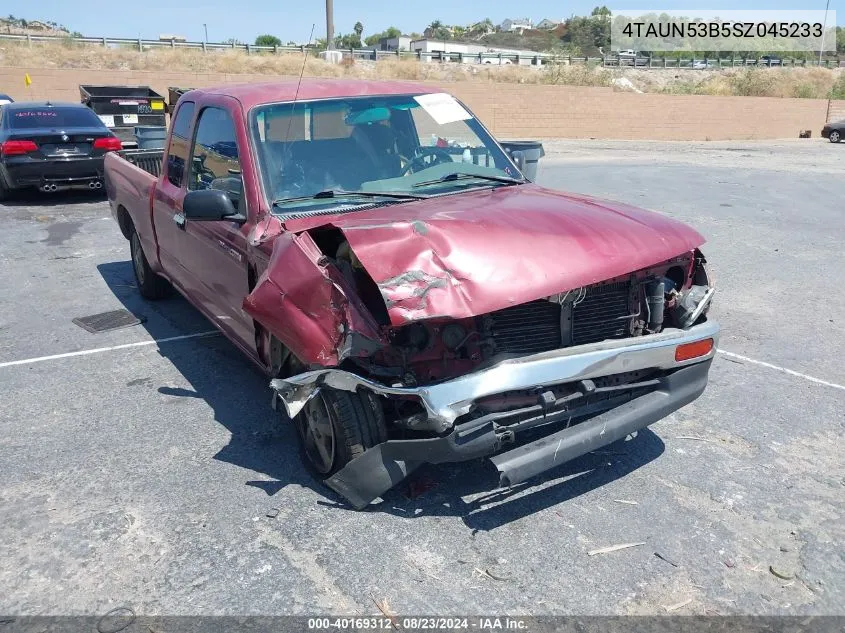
[246,93,524,214]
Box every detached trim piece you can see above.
[271,320,720,433]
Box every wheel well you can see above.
[116,205,133,240]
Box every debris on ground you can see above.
[613,499,638,505]
[587,542,646,556]
[371,596,399,629]
[473,567,509,581]
[266,508,279,519]
[663,598,692,612]
[769,565,795,580]
[654,551,680,567]
[675,435,709,441]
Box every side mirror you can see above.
[510,149,526,173]
[183,189,245,223]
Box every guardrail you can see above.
[1,32,842,68]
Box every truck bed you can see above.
[119,149,164,178]
[104,151,160,270]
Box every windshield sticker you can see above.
[14,111,57,117]
[413,93,472,125]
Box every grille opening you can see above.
[486,280,637,355]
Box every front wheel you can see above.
[295,389,387,476]
[829,130,841,143]
[130,229,171,299]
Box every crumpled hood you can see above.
[283,184,705,325]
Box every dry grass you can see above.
[0,40,842,98]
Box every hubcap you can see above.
[298,394,336,474]
[831,131,840,143]
[131,234,146,286]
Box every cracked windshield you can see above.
[251,93,523,210]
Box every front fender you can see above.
[243,231,386,367]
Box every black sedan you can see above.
[821,119,844,144]
[0,101,122,199]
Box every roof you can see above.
[187,79,437,110]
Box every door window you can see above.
[188,107,243,209]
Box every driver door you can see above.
[170,101,255,354]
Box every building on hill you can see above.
[498,18,533,33]
[409,38,542,65]
[536,18,563,29]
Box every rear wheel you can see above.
[830,130,841,143]
[130,229,171,299]
[295,389,387,476]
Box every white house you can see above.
[377,35,412,51]
[498,18,533,33]
[535,18,563,29]
[409,39,542,66]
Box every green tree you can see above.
[254,34,282,46]
[334,33,362,49]
[591,6,611,18]
[364,26,402,46]
[353,22,363,38]
[561,15,610,56]
[424,20,441,37]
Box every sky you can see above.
[4,0,843,43]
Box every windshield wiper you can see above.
[273,189,428,206]
[412,172,524,189]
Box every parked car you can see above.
[105,80,719,509]
[0,93,13,106]
[0,101,122,198]
[821,120,844,143]
[692,59,717,69]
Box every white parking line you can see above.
[0,331,219,369]
[718,350,845,392]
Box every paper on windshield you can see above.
[413,93,472,125]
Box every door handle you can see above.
[173,212,186,230]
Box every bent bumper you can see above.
[272,320,719,509]
[324,358,713,509]
[271,320,720,433]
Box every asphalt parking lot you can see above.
[1,139,843,617]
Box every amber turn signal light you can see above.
[675,338,714,362]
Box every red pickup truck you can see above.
[105,79,719,509]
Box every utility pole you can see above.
[203,23,208,43]
[326,0,334,49]
[819,0,830,66]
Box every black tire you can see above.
[0,179,9,201]
[130,229,171,299]
[295,389,387,477]
[829,130,841,144]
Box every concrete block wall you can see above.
[0,66,835,140]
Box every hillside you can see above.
[0,16,74,37]
[0,38,843,100]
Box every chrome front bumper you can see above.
[271,320,720,433]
